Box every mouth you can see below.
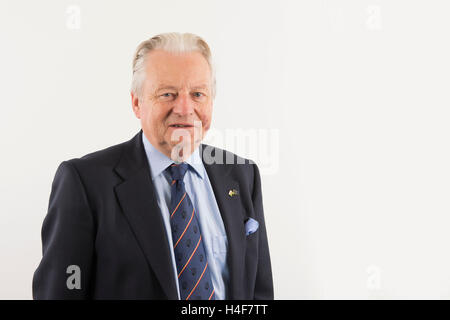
[169,123,194,128]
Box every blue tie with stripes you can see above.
[167,162,215,300]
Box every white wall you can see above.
[1,0,449,299]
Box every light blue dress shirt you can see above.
[142,134,229,300]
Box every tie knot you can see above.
[167,162,189,181]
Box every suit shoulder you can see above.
[64,139,129,170]
[201,143,255,165]
[201,143,258,181]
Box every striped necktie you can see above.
[167,162,215,300]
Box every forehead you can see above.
[144,49,211,89]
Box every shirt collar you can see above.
[142,132,205,180]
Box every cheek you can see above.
[142,106,165,128]
[141,110,154,128]
[199,104,212,127]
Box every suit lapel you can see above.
[201,144,246,300]
[113,131,178,300]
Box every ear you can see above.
[131,91,141,119]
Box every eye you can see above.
[159,92,176,100]
[193,92,204,98]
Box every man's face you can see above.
[131,49,213,161]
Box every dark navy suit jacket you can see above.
[32,130,273,299]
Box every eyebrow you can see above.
[191,84,209,90]
[156,85,177,91]
[155,84,209,91]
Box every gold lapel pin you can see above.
[228,189,239,197]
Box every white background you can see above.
[1,0,449,299]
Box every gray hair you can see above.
[131,32,216,99]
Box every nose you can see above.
[172,91,195,116]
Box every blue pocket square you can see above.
[245,218,259,236]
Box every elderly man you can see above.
[33,32,273,300]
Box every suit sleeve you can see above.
[252,163,274,299]
[33,161,95,299]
